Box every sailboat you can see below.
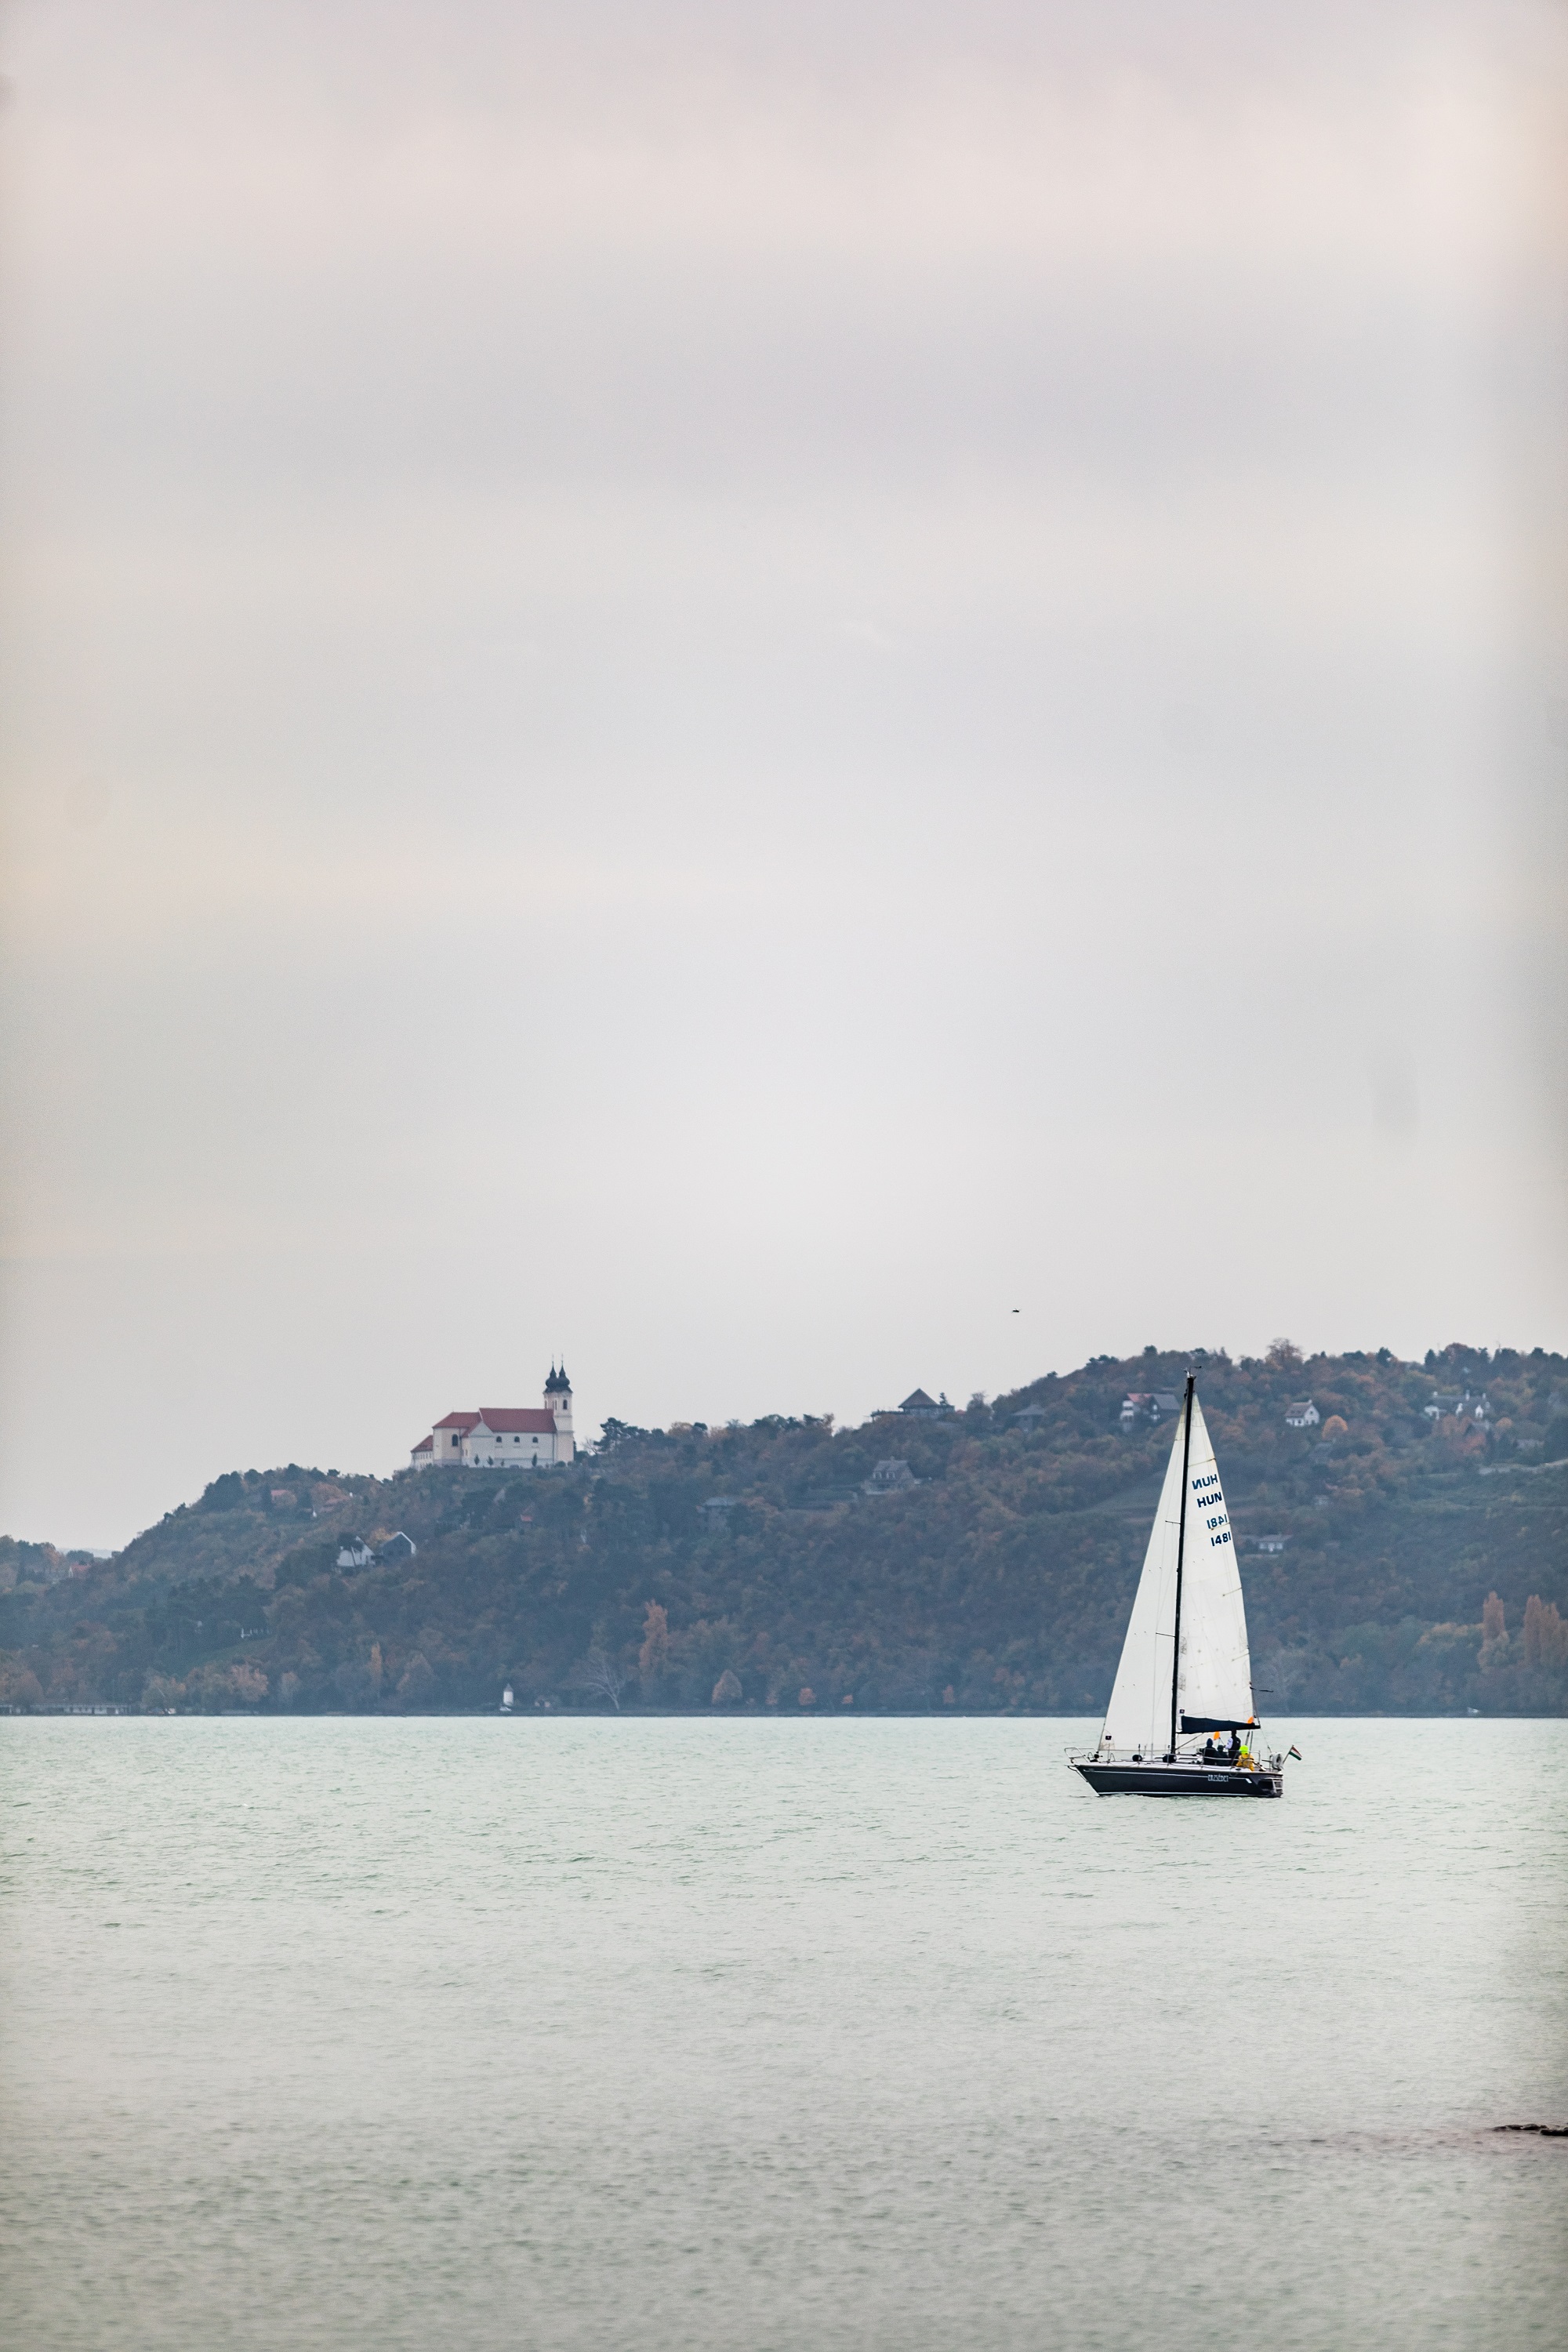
[1069,1372,1286,1798]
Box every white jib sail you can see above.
[1099,1395,1254,1754]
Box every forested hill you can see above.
[3,1342,1566,1717]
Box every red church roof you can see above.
[433,1410,482,1431]
[476,1407,557,1435]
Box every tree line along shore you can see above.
[2,1342,1566,1718]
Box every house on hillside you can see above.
[1013,1403,1048,1431]
[1284,1399,1320,1428]
[1425,1390,1490,1422]
[377,1531,417,1563]
[1254,1534,1288,1554]
[412,1366,575,1469]
[1120,1391,1179,1427]
[898,1388,947,1417]
[864,1459,919,1496]
[336,1535,375,1568]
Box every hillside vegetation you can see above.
[2,1342,1566,1717]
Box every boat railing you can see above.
[1065,1741,1286,1772]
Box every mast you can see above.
[1168,1370,1196,1759]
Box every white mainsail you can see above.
[1099,1393,1254,1754]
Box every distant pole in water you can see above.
[1169,1371,1196,1760]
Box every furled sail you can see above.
[1099,1392,1254,1754]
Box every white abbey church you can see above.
[409,1365,575,1470]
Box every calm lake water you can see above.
[2,1716,1565,2350]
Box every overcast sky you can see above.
[2,0,1565,1548]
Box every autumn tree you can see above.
[1522,1595,1568,1670]
[332,1645,382,1708]
[638,1599,670,1682]
[397,1652,436,1705]
[0,1657,45,1708]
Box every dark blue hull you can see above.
[1072,1759,1283,1798]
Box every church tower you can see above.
[544,1363,574,1459]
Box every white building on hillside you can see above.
[411,1366,575,1470]
[1425,1389,1490,1422]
